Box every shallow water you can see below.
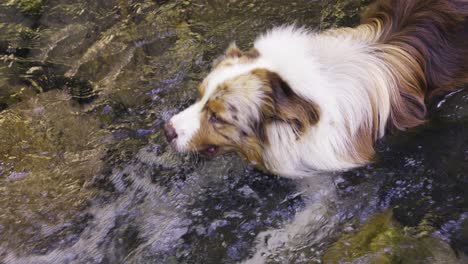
[0,0,467,263]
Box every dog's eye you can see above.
[209,113,227,124]
[209,112,224,124]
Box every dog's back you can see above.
[362,0,468,129]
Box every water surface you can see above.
[1,0,467,263]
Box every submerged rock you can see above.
[323,210,463,263]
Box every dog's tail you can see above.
[363,0,468,129]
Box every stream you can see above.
[1,0,467,263]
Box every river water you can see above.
[1,0,467,263]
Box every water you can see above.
[0,0,467,263]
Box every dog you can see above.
[164,0,468,178]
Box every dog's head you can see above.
[165,43,319,166]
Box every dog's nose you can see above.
[164,122,178,142]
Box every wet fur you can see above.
[167,0,468,178]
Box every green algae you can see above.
[323,211,402,263]
[321,0,373,29]
[4,0,44,19]
[323,210,461,263]
[18,0,43,18]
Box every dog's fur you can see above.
[166,0,468,178]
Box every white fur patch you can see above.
[170,102,203,152]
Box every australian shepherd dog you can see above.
[164,0,468,178]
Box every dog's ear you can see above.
[225,42,243,58]
[212,43,243,68]
[252,69,320,136]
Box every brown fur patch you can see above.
[206,95,227,113]
[351,125,376,165]
[243,49,260,60]
[197,81,208,100]
[363,0,468,130]
[252,69,320,138]
[189,109,235,149]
